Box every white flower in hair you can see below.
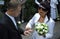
[35,0,45,9]
[35,0,40,5]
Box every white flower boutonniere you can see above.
[17,21,21,26]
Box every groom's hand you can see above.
[24,31,30,36]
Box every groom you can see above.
[0,0,32,39]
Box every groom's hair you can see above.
[7,0,20,10]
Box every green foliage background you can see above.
[24,0,37,22]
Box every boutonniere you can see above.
[17,21,21,26]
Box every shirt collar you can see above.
[5,12,18,29]
[5,12,14,19]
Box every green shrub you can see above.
[24,0,37,22]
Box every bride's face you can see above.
[38,7,48,17]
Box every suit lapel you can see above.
[4,14,18,31]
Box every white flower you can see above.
[37,30,40,32]
[45,27,48,29]
[44,30,48,33]
[40,26,44,29]
[35,26,40,29]
[17,21,21,26]
[43,29,45,32]
[18,21,21,24]
[39,31,43,34]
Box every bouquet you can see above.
[35,22,48,35]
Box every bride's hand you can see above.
[23,27,32,36]
[25,27,32,33]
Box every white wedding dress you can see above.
[26,13,55,39]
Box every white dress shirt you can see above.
[5,12,18,29]
[26,13,55,39]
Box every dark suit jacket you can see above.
[0,13,24,39]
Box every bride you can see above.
[25,0,55,39]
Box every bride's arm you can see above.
[45,20,55,39]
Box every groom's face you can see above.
[14,5,22,17]
[10,5,22,17]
